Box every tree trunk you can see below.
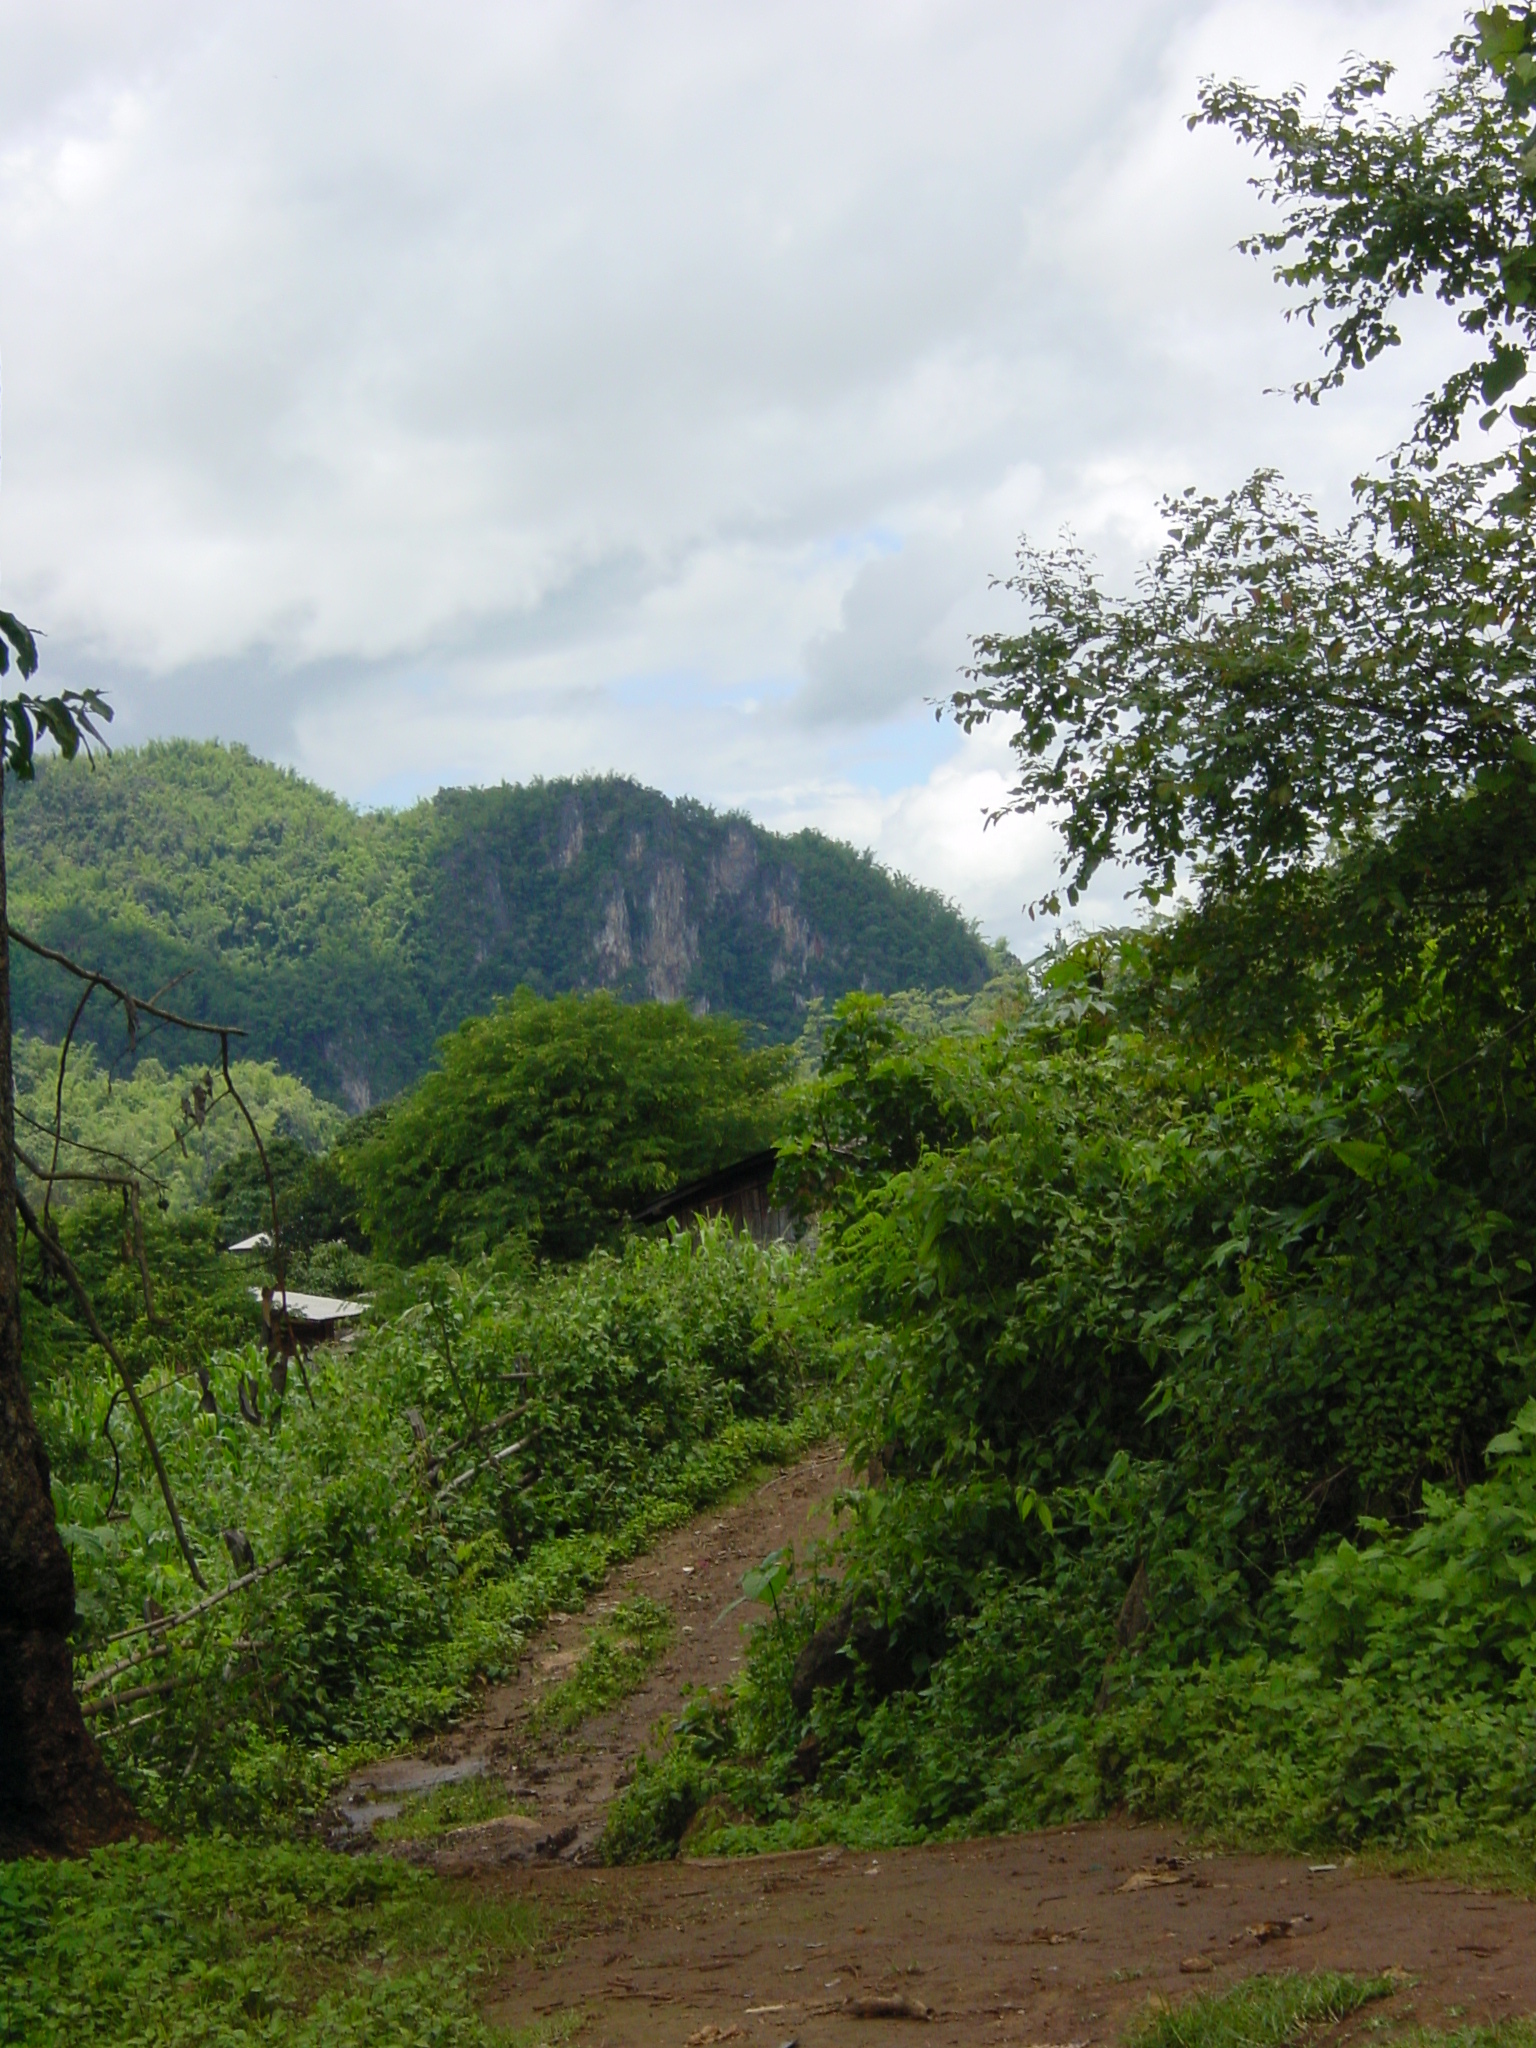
[0,764,139,1856]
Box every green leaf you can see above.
[1481,344,1528,405]
[1331,1138,1387,1179]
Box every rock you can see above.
[845,1993,932,2020]
[790,1599,908,1716]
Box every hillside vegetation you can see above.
[6,745,994,1109]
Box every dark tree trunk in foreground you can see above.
[0,768,138,1856]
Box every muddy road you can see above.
[331,1446,1536,2046]
[332,1444,847,1866]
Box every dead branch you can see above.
[436,1433,533,1499]
[16,1135,159,1324]
[14,1147,140,1187]
[44,977,96,1234]
[94,1706,166,1736]
[99,1558,286,1649]
[81,1674,188,1717]
[102,1385,123,1519]
[13,1106,172,1187]
[17,1184,207,1588]
[79,1631,169,1694]
[441,1392,530,1462]
[5,925,244,1041]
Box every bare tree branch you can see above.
[44,978,96,1235]
[99,1558,286,1649]
[5,925,244,1041]
[16,1184,207,1588]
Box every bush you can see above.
[44,1222,832,1832]
[346,989,789,1261]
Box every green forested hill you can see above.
[6,742,994,1108]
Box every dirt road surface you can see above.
[331,1446,1536,2045]
[330,1445,847,1865]
[483,1828,1536,2048]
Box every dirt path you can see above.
[331,1451,1536,2046]
[483,1828,1536,2047]
[329,1445,847,1866]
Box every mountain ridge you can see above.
[7,741,997,1109]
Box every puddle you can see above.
[334,1756,486,1834]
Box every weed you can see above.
[0,1837,537,2048]
[531,1595,673,1737]
[373,1772,517,1842]
[1129,1973,1396,2048]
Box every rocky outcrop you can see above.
[766,886,824,985]
[643,862,698,1003]
[555,797,584,871]
[706,826,756,906]
[592,882,634,983]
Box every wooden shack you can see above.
[632,1147,793,1246]
[250,1286,365,1349]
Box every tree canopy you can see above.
[1192,7,1536,482]
[345,989,790,1262]
[948,11,1536,1069]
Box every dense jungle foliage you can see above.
[5,749,994,1107]
[17,15,1536,2045]
[11,1037,344,1219]
[595,5,1536,1867]
[605,967,1536,1861]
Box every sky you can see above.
[0,0,1472,953]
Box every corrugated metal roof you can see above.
[251,1287,365,1323]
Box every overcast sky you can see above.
[0,0,1471,950]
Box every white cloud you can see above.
[0,0,1473,950]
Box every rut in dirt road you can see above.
[330,1444,846,1866]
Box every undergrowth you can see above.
[373,1773,516,1843]
[530,1594,673,1737]
[1128,1973,1395,2048]
[600,988,1536,1867]
[0,1838,534,2048]
[36,1223,833,1834]
[1126,1975,1536,2048]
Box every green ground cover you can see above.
[528,1595,674,1739]
[0,1840,536,2048]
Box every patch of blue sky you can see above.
[819,523,904,564]
[356,764,454,812]
[605,667,798,713]
[824,707,958,797]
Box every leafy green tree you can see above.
[627,7,1536,1859]
[207,1134,364,1258]
[1192,6,1536,484]
[950,10,1536,1064]
[346,989,790,1263]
